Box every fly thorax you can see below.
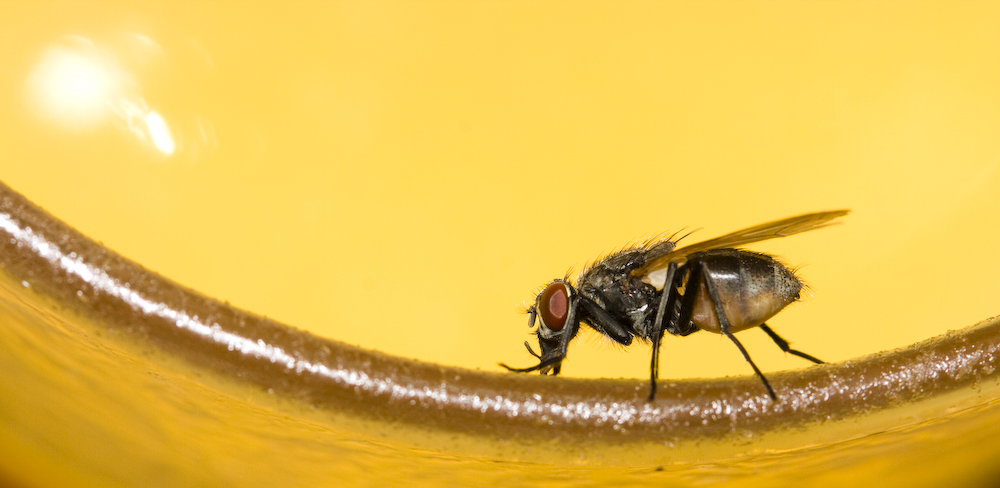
[628,303,653,337]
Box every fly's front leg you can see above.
[577,296,634,346]
[648,262,678,401]
[499,295,580,375]
[696,261,778,401]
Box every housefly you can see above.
[500,210,849,401]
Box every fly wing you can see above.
[633,209,850,279]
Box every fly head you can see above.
[530,280,575,374]
[499,280,576,376]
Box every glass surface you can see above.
[2,1,1000,486]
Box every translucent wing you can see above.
[633,209,850,278]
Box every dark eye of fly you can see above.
[538,283,569,331]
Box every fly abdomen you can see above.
[687,249,802,334]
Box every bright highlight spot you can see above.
[146,111,176,155]
[26,41,121,131]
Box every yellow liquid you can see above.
[2,1,1000,486]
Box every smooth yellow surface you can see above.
[5,1,1000,382]
[2,0,1000,438]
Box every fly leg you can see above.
[499,353,564,374]
[695,261,778,401]
[759,324,824,364]
[648,262,678,401]
[647,263,706,400]
[577,296,635,346]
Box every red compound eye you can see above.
[537,282,569,331]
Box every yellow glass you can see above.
[2,1,1000,486]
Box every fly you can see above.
[500,210,849,401]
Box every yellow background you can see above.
[4,1,999,381]
[2,2,1000,485]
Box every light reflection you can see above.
[26,36,176,156]
[110,96,176,156]
[26,38,121,132]
[147,111,176,154]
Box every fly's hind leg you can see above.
[693,261,778,401]
[759,324,824,364]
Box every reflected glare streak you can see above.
[111,96,177,156]
[146,111,176,155]
[0,211,639,426]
